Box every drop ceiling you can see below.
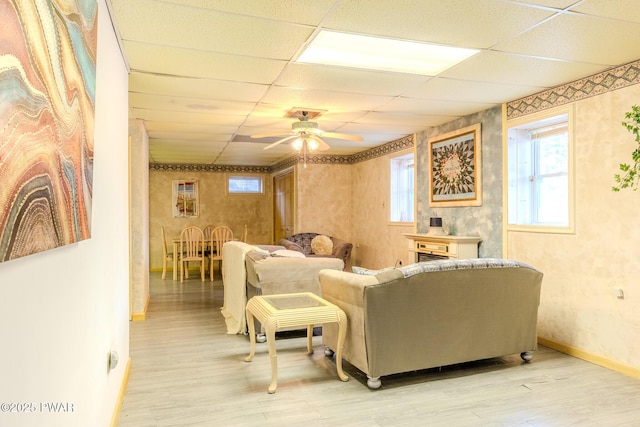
[106,0,640,166]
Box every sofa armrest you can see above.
[319,269,378,375]
[277,238,305,254]
[329,237,353,269]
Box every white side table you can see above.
[244,292,349,393]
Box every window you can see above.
[227,176,263,194]
[390,152,414,223]
[507,108,573,231]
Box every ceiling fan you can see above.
[251,111,363,151]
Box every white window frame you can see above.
[504,105,575,234]
[389,149,415,225]
[226,175,264,195]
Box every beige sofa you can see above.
[319,258,543,389]
[244,249,344,338]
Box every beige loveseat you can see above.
[278,232,353,270]
[319,258,543,389]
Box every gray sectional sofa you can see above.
[319,258,543,389]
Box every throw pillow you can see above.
[311,235,333,255]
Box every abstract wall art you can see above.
[0,0,98,262]
[429,123,482,207]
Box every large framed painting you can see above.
[429,123,482,207]
[0,1,98,262]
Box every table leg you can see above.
[265,318,278,393]
[306,325,314,354]
[244,307,256,363]
[335,311,349,382]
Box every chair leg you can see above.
[209,258,214,282]
[162,260,167,280]
[180,260,184,283]
[200,260,204,282]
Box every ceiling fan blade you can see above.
[320,131,363,142]
[309,136,331,151]
[251,131,291,139]
[263,135,296,150]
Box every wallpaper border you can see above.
[507,59,640,120]
[149,134,415,173]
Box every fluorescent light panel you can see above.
[297,30,479,76]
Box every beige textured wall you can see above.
[506,83,640,371]
[351,152,415,269]
[149,170,273,270]
[129,120,149,315]
[294,163,352,240]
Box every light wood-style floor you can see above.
[118,272,640,426]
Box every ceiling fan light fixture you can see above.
[307,139,319,151]
[292,138,304,151]
[291,119,321,134]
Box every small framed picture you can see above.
[172,180,199,217]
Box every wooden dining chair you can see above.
[241,224,248,243]
[180,226,205,282]
[202,225,214,252]
[209,225,233,281]
[161,226,173,280]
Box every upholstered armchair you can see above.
[278,232,353,271]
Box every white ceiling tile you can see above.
[147,132,233,143]
[133,109,247,126]
[378,97,497,117]
[276,63,429,96]
[157,0,337,25]
[409,77,546,104]
[337,122,427,136]
[129,73,268,103]
[441,51,608,87]
[261,86,394,112]
[571,0,640,24]
[144,122,238,135]
[129,93,255,117]
[110,0,313,60]
[494,13,640,65]
[123,41,286,84]
[324,0,555,48]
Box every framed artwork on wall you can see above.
[0,1,98,262]
[173,180,199,217]
[429,123,482,207]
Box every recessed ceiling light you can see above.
[296,30,479,76]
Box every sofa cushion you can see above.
[271,249,306,258]
[311,235,333,255]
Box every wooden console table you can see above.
[404,233,481,262]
